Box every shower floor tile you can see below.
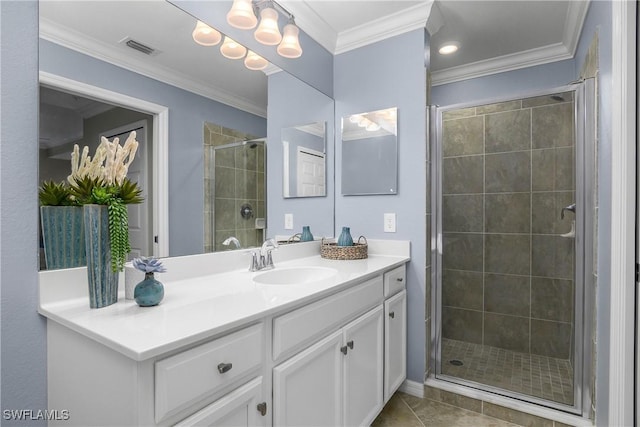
[441,338,574,406]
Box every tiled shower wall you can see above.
[204,122,264,253]
[441,95,576,360]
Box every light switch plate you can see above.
[284,213,294,230]
[384,213,396,232]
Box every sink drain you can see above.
[449,359,464,366]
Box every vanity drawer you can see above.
[384,265,406,298]
[273,275,383,361]
[155,323,263,423]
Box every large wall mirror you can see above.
[38,0,334,269]
[282,121,327,198]
[341,107,398,196]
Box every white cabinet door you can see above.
[175,377,265,427]
[384,290,407,402]
[273,330,343,427]
[343,306,384,427]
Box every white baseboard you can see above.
[398,379,424,398]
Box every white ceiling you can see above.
[39,0,588,138]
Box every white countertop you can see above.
[39,241,409,361]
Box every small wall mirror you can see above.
[282,121,327,198]
[341,107,398,195]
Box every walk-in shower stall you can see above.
[431,80,595,414]
[204,138,266,252]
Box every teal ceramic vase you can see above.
[40,206,86,270]
[337,226,353,247]
[84,204,119,309]
[301,226,314,242]
[134,273,164,307]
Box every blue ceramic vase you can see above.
[301,226,314,242]
[337,226,354,247]
[41,205,86,270]
[84,204,119,309]
[134,273,164,307]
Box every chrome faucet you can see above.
[222,236,241,249]
[249,238,279,271]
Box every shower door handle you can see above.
[561,203,576,219]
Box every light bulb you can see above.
[192,20,222,46]
[277,23,302,58]
[244,50,268,70]
[438,42,460,55]
[226,0,257,29]
[254,7,281,45]
[220,36,247,59]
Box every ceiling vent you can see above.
[121,37,159,56]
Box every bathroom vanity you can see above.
[39,241,409,426]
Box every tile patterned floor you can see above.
[372,392,523,427]
[441,338,574,405]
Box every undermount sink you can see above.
[253,266,337,286]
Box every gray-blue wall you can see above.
[431,59,576,105]
[1,1,47,423]
[267,71,335,238]
[39,40,267,257]
[334,29,428,382]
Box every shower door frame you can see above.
[209,139,267,251]
[430,80,595,416]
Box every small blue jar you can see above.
[337,226,354,247]
[134,272,164,307]
[301,226,314,242]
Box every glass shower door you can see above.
[432,83,593,413]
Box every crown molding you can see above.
[563,0,590,57]
[278,1,432,55]
[431,42,572,86]
[431,1,589,86]
[335,2,433,55]
[277,0,338,53]
[39,18,267,118]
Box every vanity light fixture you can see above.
[244,50,268,70]
[438,41,460,55]
[277,19,302,58]
[227,0,258,29]
[220,36,247,59]
[192,20,222,46]
[254,5,282,45]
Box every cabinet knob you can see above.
[347,340,354,350]
[340,345,348,355]
[257,402,267,416]
[217,362,233,374]
[389,311,395,319]
[396,277,403,282]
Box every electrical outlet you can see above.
[284,213,294,230]
[384,213,396,232]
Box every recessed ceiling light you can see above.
[438,42,459,55]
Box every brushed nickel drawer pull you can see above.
[217,362,233,374]
[340,345,348,355]
[389,311,395,319]
[347,340,354,350]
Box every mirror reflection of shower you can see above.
[203,121,266,253]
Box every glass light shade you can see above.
[244,50,268,70]
[254,7,281,45]
[438,42,459,55]
[366,122,381,132]
[349,114,363,124]
[192,20,222,46]
[220,36,247,59]
[277,23,302,58]
[227,0,257,29]
[358,117,369,128]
